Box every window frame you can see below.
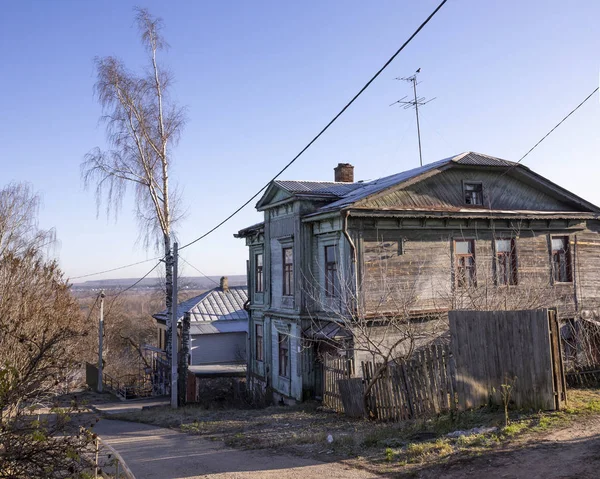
[463,181,484,206]
[551,235,573,283]
[324,245,338,298]
[255,252,264,293]
[494,238,518,286]
[454,238,477,288]
[278,333,290,378]
[282,247,294,296]
[255,323,264,362]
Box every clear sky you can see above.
[1,0,599,283]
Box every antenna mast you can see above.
[390,68,435,166]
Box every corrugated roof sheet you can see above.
[275,180,362,197]
[452,151,517,167]
[153,285,248,323]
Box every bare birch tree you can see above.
[82,8,186,359]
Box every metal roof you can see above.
[153,285,248,323]
[274,180,362,197]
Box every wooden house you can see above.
[235,152,600,403]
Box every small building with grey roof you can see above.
[153,277,248,366]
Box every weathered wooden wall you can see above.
[356,225,585,319]
[449,309,564,411]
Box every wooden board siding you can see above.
[574,229,600,313]
[358,228,580,318]
[358,167,577,212]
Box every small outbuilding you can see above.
[153,277,248,366]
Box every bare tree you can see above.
[0,183,93,478]
[82,8,186,360]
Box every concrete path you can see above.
[92,397,169,415]
[94,418,379,479]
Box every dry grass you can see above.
[110,388,600,474]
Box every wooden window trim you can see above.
[494,238,518,286]
[282,247,294,296]
[278,333,290,378]
[324,245,337,298]
[255,323,264,362]
[255,253,264,293]
[551,235,573,284]
[454,238,476,288]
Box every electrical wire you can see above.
[178,0,448,251]
[489,86,599,204]
[179,256,220,286]
[70,257,161,280]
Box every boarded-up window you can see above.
[255,324,264,362]
[283,247,294,296]
[464,182,483,205]
[455,239,476,287]
[255,253,264,293]
[495,238,518,286]
[551,236,572,283]
[324,245,337,297]
[278,333,289,377]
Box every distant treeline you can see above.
[72,275,247,291]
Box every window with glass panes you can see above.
[455,239,476,287]
[495,239,517,285]
[324,245,337,297]
[283,247,293,296]
[255,253,263,293]
[278,333,289,377]
[255,324,264,361]
[551,236,572,283]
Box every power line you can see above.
[178,0,448,251]
[179,256,219,286]
[70,257,161,280]
[490,86,599,203]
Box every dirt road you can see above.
[94,418,379,479]
[415,416,600,479]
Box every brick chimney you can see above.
[334,163,354,183]
[220,276,229,292]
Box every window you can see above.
[255,253,264,293]
[464,182,483,206]
[283,247,294,296]
[455,239,476,287]
[551,236,572,283]
[324,245,337,297]
[255,324,264,362]
[278,333,289,377]
[495,239,518,286]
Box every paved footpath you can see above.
[94,418,380,479]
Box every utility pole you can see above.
[170,242,179,409]
[390,68,435,167]
[97,290,105,393]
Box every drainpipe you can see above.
[342,210,359,316]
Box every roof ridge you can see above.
[276,179,357,185]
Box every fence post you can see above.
[95,437,99,478]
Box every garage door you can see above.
[191,333,247,365]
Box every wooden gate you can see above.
[322,353,354,413]
[449,309,567,411]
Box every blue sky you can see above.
[1,0,599,282]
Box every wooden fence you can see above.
[322,353,354,413]
[449,309,566,411]
[362,344,456,421]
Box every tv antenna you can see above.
[390,68,436,166]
